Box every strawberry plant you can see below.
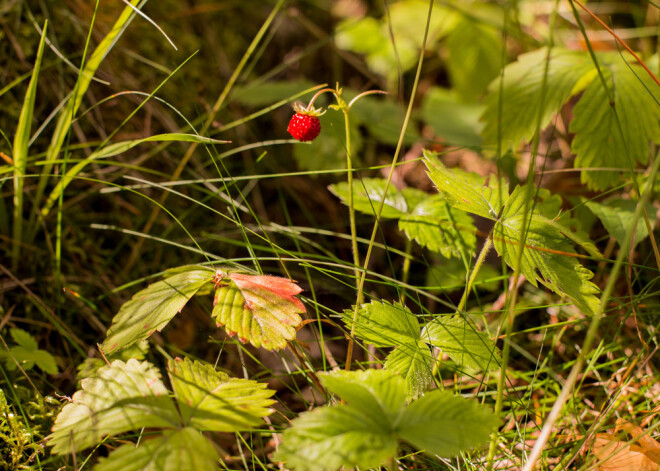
[1,1,659,470]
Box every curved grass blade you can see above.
[11,22,47,268]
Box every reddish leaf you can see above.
[212,274,306,350]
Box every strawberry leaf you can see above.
[168,357,275,431]
[481,48,594,152]
[446,11,502,100]
[341,300,420,348]
[276,370,497,470]
[2,329,58,374]
[329,178,409,219]
[585,198,657,249]
[48,359,179,455]
[399,194,477,259]
[93,427,219,471]
[274,403,398,471]
[426,154,600,316]
[424,152,509,220]
[102,266,215,354]
[321,370,407,423]
[570,53,660,190]
[493,185,600,315]
[10,328,38,350]
[421,315,500,372]
[212,273,305,350]
[398,390,499,457]
[384,340,434,401]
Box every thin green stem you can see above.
[343,109,361,299]
[457,237,493,314]
[399,239,413,304]
[431,236,493,380]
[344,0,434,371]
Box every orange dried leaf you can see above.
[589,421,660,471]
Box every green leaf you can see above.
[481,48,594,152]
[424,151,509,219]
[535,189,601,258]
[585,199,657,249]
[329,178,408,219]
[349,95,419,145]
[7,347,58,375]
[421,316,500,371]
[168,357,274,431]
[446,14,502,99]
[426,258,501,293]
[384,341,434,401]
[10,328,37,350]
[275,404,398,471]
[212,273,305,350]
[4,329,58,374]
[48,359,179,455]
[93,427,219,471]
[320,370,407,423]
[570,53,660,190]
[421,87,484,146]
[277,369,498,470]
[493,185,600,315]
[341,300,420,348]
[398,390,498,457]
[399,194,477,259]
[102,266,215,354]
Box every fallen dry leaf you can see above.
[589,419,660,470]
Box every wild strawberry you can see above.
[287,103,325,142]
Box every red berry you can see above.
[287,113,321,142]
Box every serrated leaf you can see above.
[7,347,58,375]
[384,341,434,401]
[399,194,476,258]
[212,273,305,350]
[586,199,657,248]
[421,315,500,371]
[277,369,497,470]
[341,300,420,348]
[320,370,407,423]
[329,178,409,219]
[481,48,594,152]
[93,427,219,471]
[424,151,509,219]
[398,390,498,457]
[535,189,601,258]
[426,258,501,293]
[102,266,215,354]
[5,329,58,374]
[48,359,179,455]
[274,404,398,471]
[570,53,660,190]
[10,328,37,350]
[494,185,600,315]
[168,357,274,431]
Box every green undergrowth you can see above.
[0,1,658,470]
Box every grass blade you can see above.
[12,21,47,269]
